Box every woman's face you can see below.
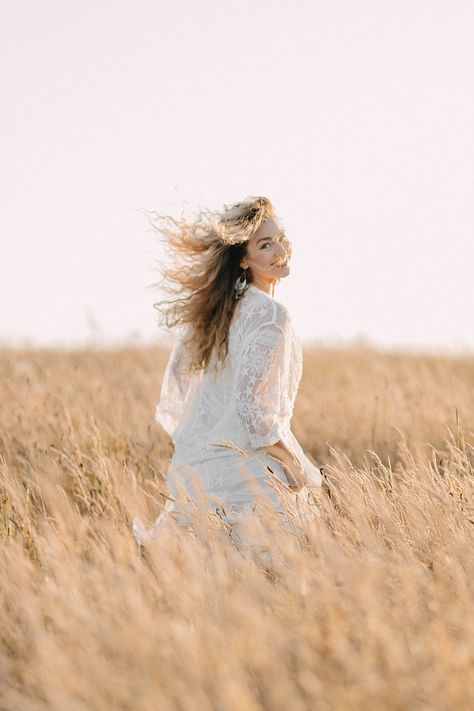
[240,217,291,286]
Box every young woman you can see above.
[133,196,323,546]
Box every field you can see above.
[1,344,473,710]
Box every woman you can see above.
[132,196,323,549]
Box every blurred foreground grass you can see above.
[0,344,473,710]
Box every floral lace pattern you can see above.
[233,325,287,448]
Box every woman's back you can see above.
[157,283,301,458]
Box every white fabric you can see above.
[132,284,322,543]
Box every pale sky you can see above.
[1,0,473,353]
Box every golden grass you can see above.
[1,344,473,710]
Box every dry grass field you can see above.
[1,343,473,710]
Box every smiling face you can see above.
[240,217,291,289]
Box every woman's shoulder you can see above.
[238,284,290,331]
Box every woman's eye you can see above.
[260,236,286,249]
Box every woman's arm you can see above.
[155,328,193,437]
[234,302,315,491]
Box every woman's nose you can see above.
[277,240,291,259]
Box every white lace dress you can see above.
[133,283,322,543]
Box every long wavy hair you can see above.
[143,196,276,372]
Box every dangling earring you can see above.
[233,268,247,301]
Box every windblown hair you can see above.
[143,196,276,372]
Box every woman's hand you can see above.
[266,439,308,492]
[282,458,307,492]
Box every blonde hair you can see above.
[143,196,276,372]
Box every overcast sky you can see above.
[1,0,472,353]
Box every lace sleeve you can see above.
[234,320,288,449]
[155,329,192,437]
